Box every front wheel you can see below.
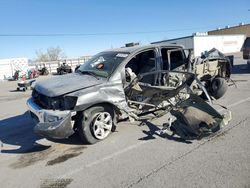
[77,105,115,144]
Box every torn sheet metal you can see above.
[124,70,231,140]
[194,48,232,80]
[169,94,231,140]
[124,70,196,117]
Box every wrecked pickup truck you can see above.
[27,44,231,144]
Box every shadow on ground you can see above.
[9,89,31,93]
[0,111,83,154]
[0,111,43,154]
[47,134,83,146]
[138,120,192,144]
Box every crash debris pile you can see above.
[123,70,231,141]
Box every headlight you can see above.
[64,96,78,110]
[50,98,63,110]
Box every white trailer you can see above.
[0,58,29,80]
[152,34,245,57]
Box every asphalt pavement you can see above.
[0,58,250,188]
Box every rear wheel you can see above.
[210,77,228,99]
[77,105,115,144]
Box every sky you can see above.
[0,0,249,59]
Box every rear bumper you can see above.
[27,97,75,139]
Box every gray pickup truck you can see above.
[27,44,231,144]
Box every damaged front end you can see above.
[27,97,76,139]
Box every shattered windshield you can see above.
[78,52,129,78]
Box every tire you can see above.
[44,69,49,75]
[210,77,228,99]
[77,104,115,144]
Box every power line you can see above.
[1,22,245,37]
[0,26,213,37]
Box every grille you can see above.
[32,90,64,110]
[32,89,50,109]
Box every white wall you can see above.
[32,57,91,74]
[194,35,245,56]
[155,34,245,57]
[0,58,28,80]
[159,37,194,50]
[0,57,91,80]
[0,60,13,80]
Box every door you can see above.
[161,48,186,71]
[125,49,158,85]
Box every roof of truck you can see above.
[103,44,184,54]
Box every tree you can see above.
[47,47,66,61]
[35,49,48,62]
[35,46,66,62]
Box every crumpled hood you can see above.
[35,73,104,97]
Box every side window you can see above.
[125,50,156,85]
[161,48,185,70]
[161,48,169,70]
[170,50,185,70]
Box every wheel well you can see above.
[74,102,118,130]
[85,102,116,112]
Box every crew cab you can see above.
[27,44,231,144]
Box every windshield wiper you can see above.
[77,70,100,80]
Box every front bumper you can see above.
[27,97,75,139]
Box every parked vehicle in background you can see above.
[38,65,49,75]
[242,37,250,70]
[74,65,81,72]
[17,80,36,91]
[28,69,39,79]
[57,62,72,75]
[242,37,250,60]
[12,68,39,80]
[12,70,20,80]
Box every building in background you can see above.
[152,33,246,57]
[152,23,249,57]
[208,23,250,37]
